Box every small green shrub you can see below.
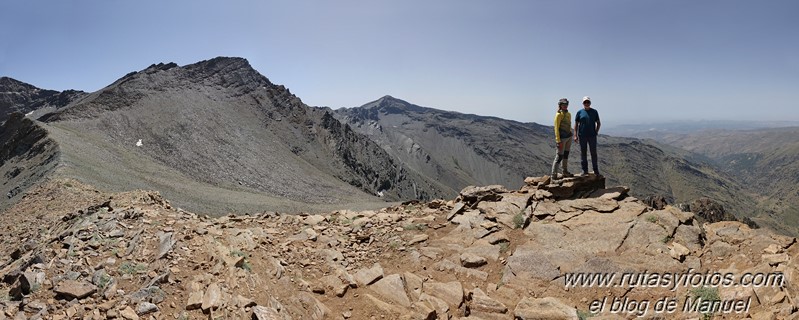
[690,286,720,320]
[577,309,595,320]
[240,260,252,272]
[119,262,148,275]
[513,212,526,229]
[96,273,113,290]
[498,242,510,253]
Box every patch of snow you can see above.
[377,190,384,197]
[25,111,34,117]
[135,139,143,147]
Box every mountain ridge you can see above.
[0,57,781,234]
[332,95,763,231]
[2,57,446,214]
[0,76,86,124]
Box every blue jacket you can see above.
[575,108,600,137]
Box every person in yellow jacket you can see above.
[552,98,573,180]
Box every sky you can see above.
[1,0,797,125]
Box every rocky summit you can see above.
[1,175,797,320]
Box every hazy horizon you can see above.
[2,0,797,125]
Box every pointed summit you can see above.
[0,77,38,92]
[45,56,282,121]
[359,95,425,114]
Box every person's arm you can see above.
[554,112,562,143]
[573,114,580,141]
[595,111,601,134]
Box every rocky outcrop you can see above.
[687,197,738,223]
[0,76,86,124]
[0,176,796,319]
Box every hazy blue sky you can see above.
[1,0,797,125]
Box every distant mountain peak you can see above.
[191,56,252,71]
[114,57,265,88]
[0,77,39,92]
[376,95,408,105]
[364,95,414,111]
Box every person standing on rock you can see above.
[551,98,573,180]
[574,96,601,176]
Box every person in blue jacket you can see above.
[573,96,601,176]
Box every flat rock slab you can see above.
[554,210,584,222]
[303,215,326,225]
[370,274,411,307]
[424,281,464,307]
[470,288,508,314]
[252,306,283,320]
[136,302,158,315]
[54,280,97,300]
[478,193,530,217]
[504,249,560,281]
[120,306,139,320]
[201,283,221,311]
[185,290,203,310]
[463,245,500,262]
[156,231,176,259]
[447,203,466,221]
[514,297,578,320]
[589,186,630,200]
[485,230,509,245]
[320,274,350,297]
[434,259,488,281]
[354,263,384,286]
[408,234,429,245]
[460,252,487,268]
[561,198,619,213]
[459,185,509,204]
[533,201,560,217]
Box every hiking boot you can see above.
[562,171,574,178]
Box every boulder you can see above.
[460,252,487,268]
[459,185,509,204]
[370,274,411,307]
[470,288,507,314]
[424,281,463,307]
[252,306,282,320]
[201,283,222,311]
[54,280,97,300]
[354,263,384,286]
[514,297,578,320]
[185,290,203,310]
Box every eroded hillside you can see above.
[5,58,449,214]
[0,114,60,210]
[638,127,799,236]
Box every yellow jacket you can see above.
[554,110,572,143]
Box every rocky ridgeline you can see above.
[0,176,798,319]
